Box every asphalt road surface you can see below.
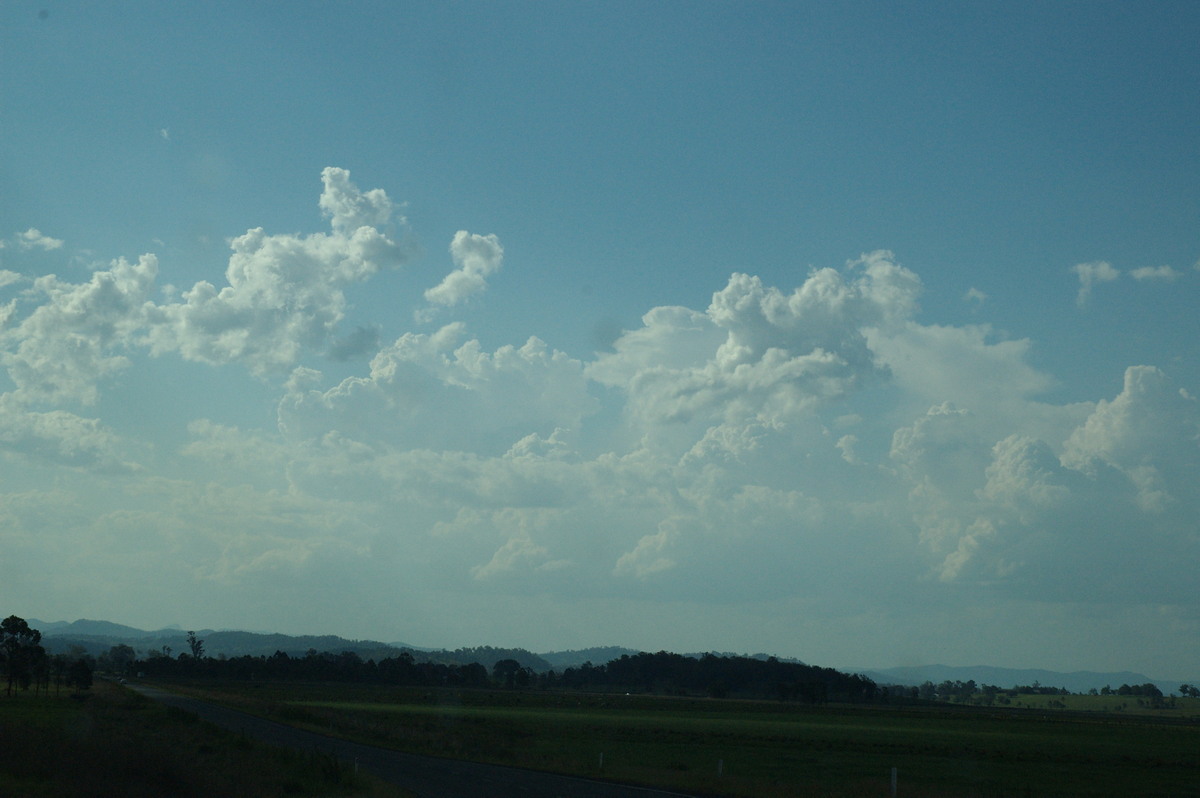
[127,683,699,798]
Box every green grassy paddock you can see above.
[998,692,1200,717]
[159,681,1200,797]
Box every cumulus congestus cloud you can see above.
[589,251,920,432]
[144,167,410,374]
[0,168,405,470]
[1,254,157,407]
[1,165,1196,655]
[891,366,1200,602]
[0,168,408,410]
[250,237,1199,608]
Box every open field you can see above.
[0,680,409,798]
[158,680,1200,797]
[994,692,1200,717]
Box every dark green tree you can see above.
[492,658,524,688]
[100,644,137,676]
[1,616,46,696]
[67,657,93,691]
[49,654,68,696]
[186,631,205,660]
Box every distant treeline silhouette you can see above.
[133,646,879,703]
[560,651,878,702]
[906,679,1167,703]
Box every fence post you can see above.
[891,766,897,797]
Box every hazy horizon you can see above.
[27,616,1196,686]
[2,3,1198,682]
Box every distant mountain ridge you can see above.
[33,619,549,672]
[33,620,416,661]
[539,646,641,669]
[28,619,1191,693]
[862,664,1188,696]
[30,618,180,639]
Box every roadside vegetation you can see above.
[0,676,409,798]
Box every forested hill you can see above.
[539,646,641,669]
[559,651,878,702]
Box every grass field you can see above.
[161,681,1200,797]
[0,680,409,798]
[996,692,1199,718]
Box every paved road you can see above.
[127,683,698,798]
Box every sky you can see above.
[1,1,1197,680]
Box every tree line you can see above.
[1094,683,1166,697]
[129,636,879,703]
[908,679,1071,705]
[137,647,495,687]
[897,678,1179,706]
[0,616,93,696]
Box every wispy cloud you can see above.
[1129,265,1181,281]
[1071,261,1119,305]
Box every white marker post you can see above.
[890,766,897,797]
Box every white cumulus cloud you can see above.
[15,228,64,251]
[1062,366,1200,512]
[0,254,157,405]
[888,365,1200,601]
[144,168,409,374]
[423,231,504,310]
[6,160,1195,653]
[589,252,921,434]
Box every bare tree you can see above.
[186,631,205,660]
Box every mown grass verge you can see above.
[0,680,411,798]
[156,681,1200,797]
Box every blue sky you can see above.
[1,1,1198,679]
